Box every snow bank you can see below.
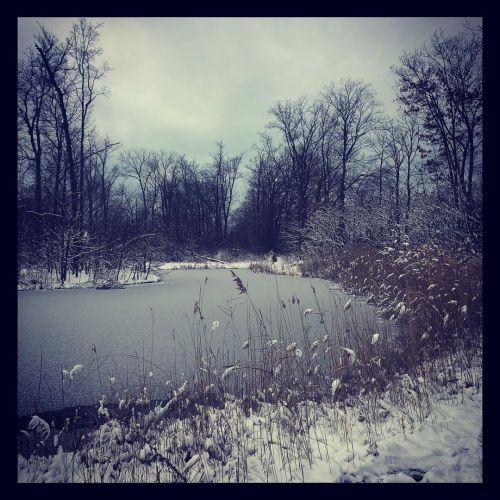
[18,267,161,290]
[158,261,251,271]
[18,371,482,483]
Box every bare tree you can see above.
[18,49,49,226]
[35,26,78,226]
[121,148,153,227]
[69,18,111,235]
[386,120,406,244]
[399,112,421,237]
[321,79,380,241]
[209,141,243,243]
[267,98,322,248]
[392,28,482,242]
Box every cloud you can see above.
[18,17,481,164]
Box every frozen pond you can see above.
[18,269,395,416]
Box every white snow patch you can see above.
[69,364,83,380]
[28,415,50,442]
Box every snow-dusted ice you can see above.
[18,269,394,416]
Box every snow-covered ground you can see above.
[17,362,482,483]
[158,261,251,271]
[257,256,303,276]
[312,386,482,483]
[157,255,303,274]
[17,257,482,483]
[18,268,160,290]
[17,260,254,290]
[17,255,301,290]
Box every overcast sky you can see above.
[18,17,481,166]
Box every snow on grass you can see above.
[116,269,160,285]
[158,261,251,271]
[248,256,304,276]
[18,255,298,290]
[18,266,160,290]
[17,373,482,483]
[27,416,50,442]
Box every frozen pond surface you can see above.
[18,269,395,416]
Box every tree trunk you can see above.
[35,46,77,224]
[405,160,411,237]
[338,159,347,242]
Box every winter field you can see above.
[18,361,482,483]
[17,251,482,483]
[17,17,483,484]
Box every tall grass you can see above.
[18,246,482,482]
[301,242,482,359]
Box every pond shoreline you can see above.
[17,261,482,483]
[18,268,397,417]
[17,261,257,291]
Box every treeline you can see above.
[18,20,482,284]
[18,20,243,283]
[233,26,482,256]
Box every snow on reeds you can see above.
[18,348,482,483]
[69,364,83,380]
[248,256,303,276]
[27,416,50,442]
[300,242,482,359]
[18,247,482,483]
